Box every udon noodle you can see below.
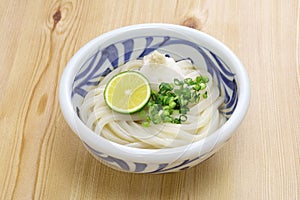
[79,51,226,149]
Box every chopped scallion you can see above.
[140,75,209,126]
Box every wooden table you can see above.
[1,0,299,199]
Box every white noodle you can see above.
[79,52,226,149]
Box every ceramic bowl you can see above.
[59,23,250,173]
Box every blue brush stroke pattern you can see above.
[122,39,134,63]
[134,163,147,172]
[147,154,205,173]
[83,142,130,171]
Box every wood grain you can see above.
[0,0,299,199]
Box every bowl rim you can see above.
[59,23,250,163]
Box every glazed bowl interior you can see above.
[59,23,249,165]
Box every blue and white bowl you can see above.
[59,23,250,173]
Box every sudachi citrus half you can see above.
[104,71,151,114]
